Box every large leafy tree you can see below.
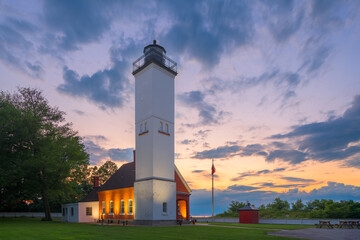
[0,88,89,221]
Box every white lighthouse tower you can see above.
[133,40,178,224]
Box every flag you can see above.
[211,161,216,175]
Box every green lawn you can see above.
[209,222,315,230]
[0,218,299,240]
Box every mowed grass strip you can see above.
[209,222,315,230]
[0,218,298,240]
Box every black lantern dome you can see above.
[132,40,177,76]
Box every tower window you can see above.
[163,202,167,213]
[102,201,105,214]
[71,207,74,216]
[120,200,125,215]
[110,200,114,214]
[160,121,163,131]
[166,123,169,133]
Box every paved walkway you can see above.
[267,228,360,240]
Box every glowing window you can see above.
[120,200,125,214]
[110,201,114,214]
[102,201,105,214]
[128,199,133,214]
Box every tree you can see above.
[94,160,118,185]
[0,88,89,220]
[267,198,290,211]
[228,200,247,213]
[291,199,305,211]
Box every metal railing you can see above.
[133,49,177,74]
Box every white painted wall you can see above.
[62,203,79,223]
[78,201,99,223]
[134,58,177,222]
[134,179,176,220]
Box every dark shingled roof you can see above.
[239,205,259,211]
[99,162,135,191]
[82,187,100,202]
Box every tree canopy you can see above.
[0,88,89,220]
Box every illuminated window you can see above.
[128,199,133,215]
[86,207,92,216]
[102,201,105,214]
[110,201,114,214]
[163,202,167,213]
[120,200,125,215]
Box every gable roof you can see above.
[99,162,135,191]
[82,187,100,202]
[175,166,191,193]
[82,162,190,198]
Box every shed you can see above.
[239,204,259,224]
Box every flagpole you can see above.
[212,158,214,223]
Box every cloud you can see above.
[281,177,316,182]
[231,167,287,181]
[180,139,197,145]
[260,182,308,188]
[57,43,135,109]
[270,95,360,166]
[0,18,43,78]
[266,149,308,164]
[239,144,265,156]
[262,0,304,42]
[83,138,133,165]
[161,0,253,68]
[178,91,227,127]
[73,109,85,115]
[227,184,261,192]
[43,0,113,50]
[193,145,241,159]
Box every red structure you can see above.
[239,204,259,224]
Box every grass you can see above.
[0,217,300,240]
[209,222,315,230]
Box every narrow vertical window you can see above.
[163,202,167,213]
[110,200,114,214]
[71,207,74,216]
[166,123,169,133]
[120,200,125,214]
[102,201,105,214]
[128,199,133,215]
[160,121,163,131]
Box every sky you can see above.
[1,0,360,216]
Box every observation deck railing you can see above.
[133,49,177,74]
